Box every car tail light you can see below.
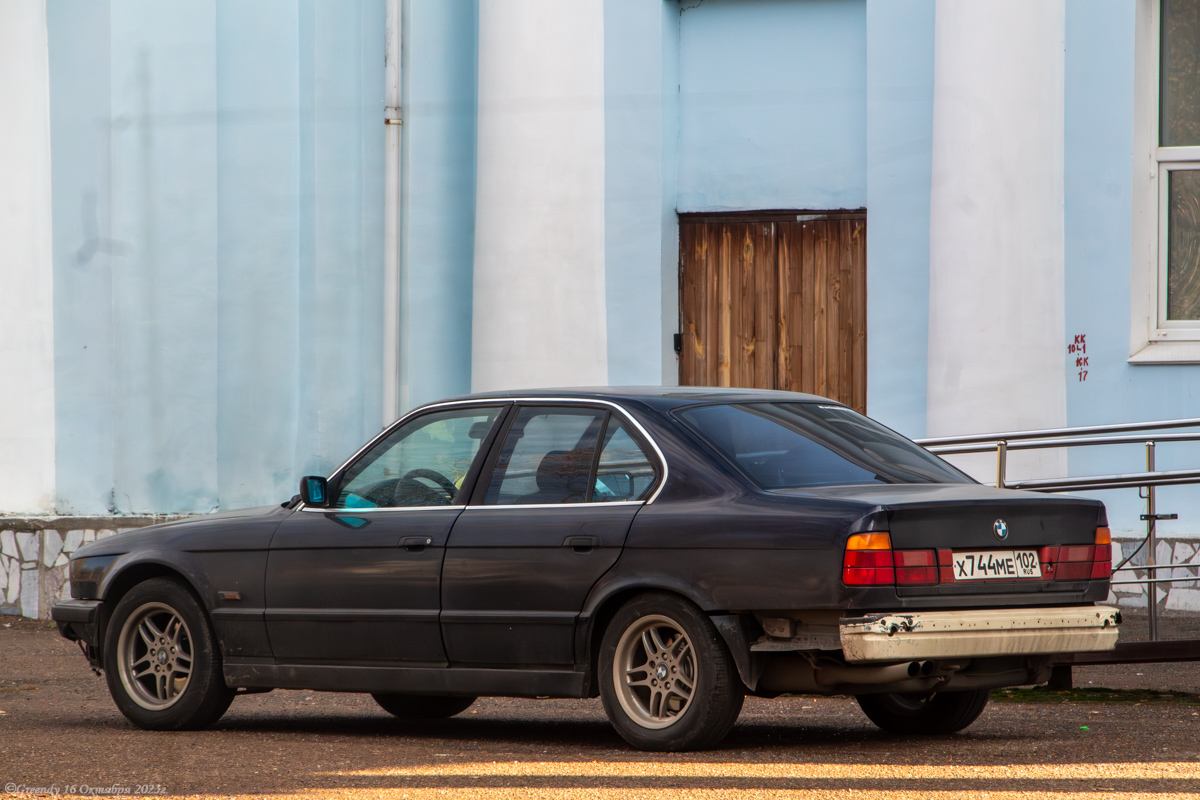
[843,533,894,585]
[1060,545,1095,563]
[895,549,939,585]
[937,548,954,582]
[1057,563,1091,580]
[1056,540,1098,581]
[1037,546,1060,579]
[1091,527,1112,579]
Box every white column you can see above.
[472,0,608,392]
[927,0,1067,481]
[0,0,56,513]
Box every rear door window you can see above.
[483,407,606,505]
[593,418,657,502]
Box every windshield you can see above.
[676,402,973,489]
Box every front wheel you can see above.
[104,578,235,730]
[855,689,990,735]
[371,694,476,719]
[598,593,744,751]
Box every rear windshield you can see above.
[676,402,972,489]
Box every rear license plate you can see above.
[952,550,1041,580]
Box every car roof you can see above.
[434,386,837,412]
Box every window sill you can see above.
[1128,341,1200,364]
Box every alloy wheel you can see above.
[116,601,194,711]
[612,614,697,729]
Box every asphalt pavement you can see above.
[2,614,1199,799]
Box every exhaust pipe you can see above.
[907,660,936,677]
[815,661,920,686]
[758,657,951,693]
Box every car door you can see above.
[440,403,661,667]
[264,404,507,666]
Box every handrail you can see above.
[925,432,1200,456]
[1010,468,1200,493]
[914,416,1200,448]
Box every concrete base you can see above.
[0,516,185,619]
[1109,536,1200,614]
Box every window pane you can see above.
[484,407,606,505]
[1168,169,1200,320]
[679,404,885,489]
[763,403,970,483]
[593,419,657,502]
[334,407,504,508]
[677,403,970,489]
[1161,0,1200,147]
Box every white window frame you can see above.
[1130,0,1200,362]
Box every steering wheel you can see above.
[399,468,458,505]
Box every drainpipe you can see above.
[382,0,403,426]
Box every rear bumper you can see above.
[840,605,1121,663]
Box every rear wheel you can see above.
[371,693,476,720]
[855,689,989,735]
[598,593,744,751]
[104,578,235,730]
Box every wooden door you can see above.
[678,212,866,412]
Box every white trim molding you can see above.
[471,0,608,393]
[1130,0,1200,362]
[927,0,1067,481]
[0,0,56,514]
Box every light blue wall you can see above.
[676,0,867,212]
[48,0,385,514]
[608,0,871,387]
[47,0,116,513]
[216,1,300,511]
[105,0,221,514]
[863,0,934,438]
[603,0,675,385]
[399,0,478,411]
[1063,0,1200,536]
[659,0,682,387]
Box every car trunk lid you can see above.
[772,483,1107,596]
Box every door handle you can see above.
[402,536,433,552]
[563,535,600,553]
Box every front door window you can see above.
[334,406,505,508]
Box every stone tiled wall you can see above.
[0,517,185,619]
[1109,536,1200,614]
[3,519,1200,620]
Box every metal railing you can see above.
[916,418,1200,642]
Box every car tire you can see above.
[855,689,990,735]
[598,593,744,751]
[371,694,476,720]
[103,577,235,731]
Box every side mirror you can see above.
[300,475,329,506]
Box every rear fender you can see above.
[575,573,764,694]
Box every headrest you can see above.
[536,449,587,492]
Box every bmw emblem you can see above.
[993,519,1009,541]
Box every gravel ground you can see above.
[2,614,1199,799]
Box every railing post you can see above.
[1146,441,1158,642]
[996,440,1007,489]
